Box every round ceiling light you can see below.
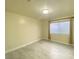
[42,9,49,14]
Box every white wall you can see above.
[5,11,42,52]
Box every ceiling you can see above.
[6,0,74,20]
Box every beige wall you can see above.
[5,11,42,52]
[41,20,49,40]
[5,11,74,53]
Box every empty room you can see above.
[5,0,74,59]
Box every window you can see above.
[50,21,70,35]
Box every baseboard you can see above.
[40,39,73,46]
[6,39,41,54]
[51,40,73,46]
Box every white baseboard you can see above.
[6,39,41,54]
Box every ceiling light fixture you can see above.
[42,9,49,14]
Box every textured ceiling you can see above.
[6,0,74,20]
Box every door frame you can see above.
[48,16,74,44]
